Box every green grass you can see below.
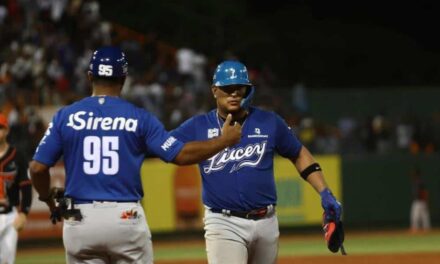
[16,254,65,264]
[279,232,440,256]
[16,231,440,263]
[344,234,440,254]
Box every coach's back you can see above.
[34,96,181,202]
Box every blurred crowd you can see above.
[294,111,440,156]
[0,0,438,161]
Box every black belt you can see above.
[210,205,275,220]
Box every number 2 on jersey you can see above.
[83,136,119,175]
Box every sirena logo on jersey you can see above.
[203,141,267,174]
[67,111,138,132]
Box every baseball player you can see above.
[29,46,241,264]
[0,113,32,264]
[170,60,342,264]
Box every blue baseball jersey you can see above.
[33,96,184,202]
[170,107,302,211]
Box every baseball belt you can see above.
[210,205,275,220]
[73,200,140,204]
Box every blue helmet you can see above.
[212,60,252,87]
[88,46,128,78]
[213,60,255,110]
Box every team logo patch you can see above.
[208,128,219,138]
[161,136,177,151]
[248,127,268,138]
[120,209,138,219]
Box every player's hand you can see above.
[13,212,27,231]
[45,198,62,225]
[40,187,66,225]
[50,206,63,225]
[221,114,242,146]
[320,188,342,222]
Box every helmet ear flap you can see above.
[240,86,255,110]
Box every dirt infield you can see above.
[157,252,440,264]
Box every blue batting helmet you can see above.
[212,60,252,87]
[89,46,128,77]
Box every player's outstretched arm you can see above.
[173,114,241,165]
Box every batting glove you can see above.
[320,188,342,222]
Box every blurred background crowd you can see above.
[0,0,439,162]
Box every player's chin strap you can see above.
[240,86,255,110]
